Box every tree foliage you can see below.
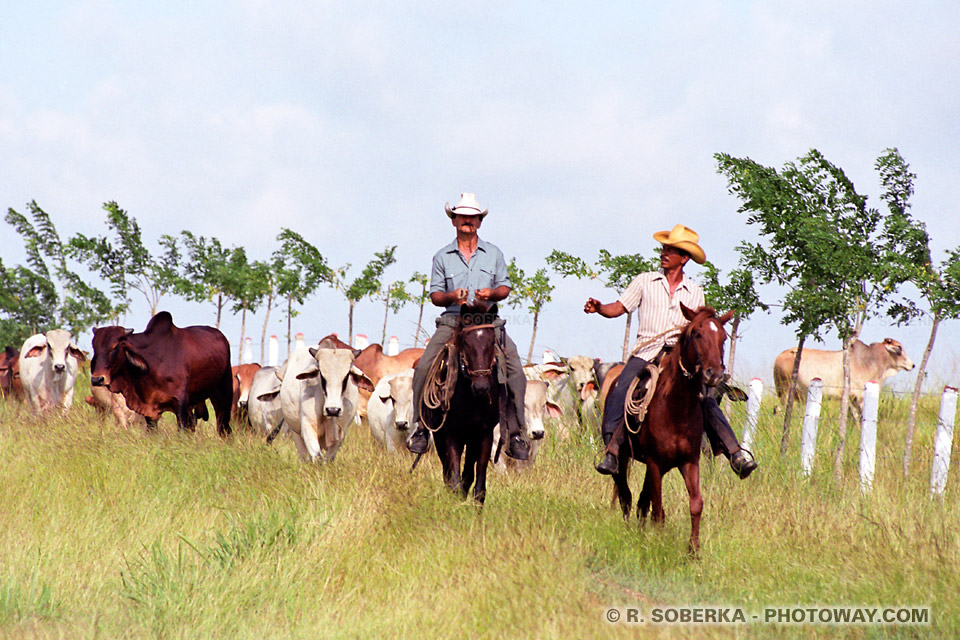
[507,258,555,363]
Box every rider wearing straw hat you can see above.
[585,224,757,479]
[405,193,529,460]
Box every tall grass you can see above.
[0,375,956,639]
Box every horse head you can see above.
[679,304,735,388]
[457,319,498,398]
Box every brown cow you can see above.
[89,312,234,436]
[352,343,424,418]
[0,346,23,400]
[773,338,915,418]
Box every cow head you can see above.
[299,347,374,417]
[0,346,20,393]
[377,372,414,430]
[90,325,136,388]
[29,329,84,378]
[882,338,915,373]
[523,380,550,441]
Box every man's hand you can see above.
[584,297,602,314]
[475,288,493,301]
[454,288,469,305]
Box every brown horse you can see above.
[421,315,508,504]
[611,304,734,552]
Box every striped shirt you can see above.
[617,271,705,361]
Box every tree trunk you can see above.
[238,306,247,366]
[780,335,806,455]
[216,293,223,329]
[723,315,741,415]
[833,334,856,478]
[286,296,292,358]
[348,299,355,347]
[621,311,632,361]
[527,310,539,365]
[904,315,939,478]
[381,291,390,345]
[414,282,427,348]
[260,291,274,363]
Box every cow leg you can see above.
[678,461,703,553]
[288,430,312,462]
[145,417,159,432]
[213,367,234,437]
[177,404,197,432]
[300,417,323,462]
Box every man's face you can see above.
[452,213,483,234]
[660,245,690,269]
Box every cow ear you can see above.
[69,346,87,362]
[308,347,318,358]
[296,366,319,380]
[25,344,46,358]
[350,367,374,392]
[580,380,597,401]
[256,390,281,402]
[718,310,735,325]
[545,401,563,418]
[125,349,149,373]
[352,348,362,359]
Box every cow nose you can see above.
[325,406,342,417]
[53,364,65,373]
[395,420,408,430]
[91,376,105,387]
[531,430,545,441]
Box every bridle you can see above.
[677,317,723,380]
[459,323,497,377]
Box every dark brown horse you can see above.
[421,316,508,504]
[612,304,734,552]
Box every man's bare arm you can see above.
[584,297,627,318]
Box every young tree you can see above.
[380,280,412,345]
[177,232,233,328]
[0,257,59,347]
[701,262,768,412]
[5,201,118,336]
[506,258,554,364]
[67,201,181,317]
[220,247,270,364]
[409,271,430,347]
[547,249,659,360]
[890,247,960,478]
[329,246,397,346]
[272,229,333,356]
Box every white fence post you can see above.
[930,386,958,497]
[858,381,880,493]
[741,378,763,452]
[242,337,253,364]
[800,378,824,477]
[268,335,279,367]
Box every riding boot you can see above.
[500,329,529,461]
[597,356,649,475]
[702,394,757,479]
[407,320,456,455]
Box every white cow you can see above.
[492,380,559,470]
[248,366,286,440]
[279,340,373,462]
[19,329,85,415]
[367,369,421,453]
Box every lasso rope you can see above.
[624,363,660,433]
[421,341,456,433]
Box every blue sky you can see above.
[3,1,959,389]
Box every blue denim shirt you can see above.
[430,238,511,315]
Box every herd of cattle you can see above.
[0,311,917,468]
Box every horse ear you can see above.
[718,310,735,325]
[680,303,697,321]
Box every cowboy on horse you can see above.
[406,193,530,461]
[584,224,758,479]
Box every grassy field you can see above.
[1,376,955,639]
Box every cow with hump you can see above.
[19,329,85,414]
[0,346,24,401]
[89,312,234,435]
[278,337,373,462]
[773,337,915,418]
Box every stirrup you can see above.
[406,427,430,454]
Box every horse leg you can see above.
[612,459,632,521]
[461,439,479,500]
[637,465,653,523]
[646,462,665,525]
[679,461,703,553]
[472,430,494,505]
[441,437,463,495]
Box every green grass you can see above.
[0,377,955,639]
